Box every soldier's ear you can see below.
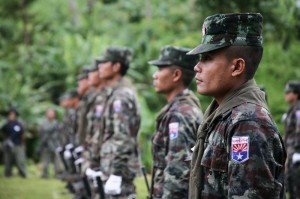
[112,62,121,73]
[231,58,245,77]
[173,68,182,82]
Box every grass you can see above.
[0,163,149,199]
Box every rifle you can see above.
[86,168,105,199]
[141,166,150,194]
[147,167,156,199]
[56,146,69,172]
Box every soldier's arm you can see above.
[227,120,286,199]
[110,98,137,176]
[163,115,196,199]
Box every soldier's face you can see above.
[153,66,175,94]
[284,91,298,104]
[88,71,100,86]
[77,79,89,95]
[98,61,115,80]
[194,49,234,103]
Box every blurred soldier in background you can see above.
[38,108,61,178]
[82,60,107,199]
[0,108,27,178]
[76,68,92,147]
[97,46,141,199]
[188,13,286,199]
[283,80,300,199]
[59,90,80,147]
[148,46,203,199]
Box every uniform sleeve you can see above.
[163,115,196,199]
[228,120,286,199]
[110,97,138,176]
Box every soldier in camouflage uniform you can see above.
[85,60,107,169]
[76,68,92,147]
[188,13,286,199]
[97,46,141,199]
[38,108,61,178]
[81,61,108,199]
[59,90,79,147]
[283,81,300,199]
[148,46,203,199]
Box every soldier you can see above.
[97,46,141,199]
[59,90,80,147]
[187,13,286,198]
[148,46,203,199]
[82,61,108,199]
[1,108,27,178]
[85,60,107,168]
[38,108,61,178]
[283,81,300,199]
[75,68,92,146]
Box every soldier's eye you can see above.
[199,54,210,61]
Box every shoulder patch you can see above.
[113,100,122,112]
[231,136,249,163]
[169,122,179,140]
[296,110,300,119]
[95,105,103,117]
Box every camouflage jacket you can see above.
[151,89,203,199]
[284,100,300,158]
[85,88,108,160]
[59,108,77,146]
[100,78,141,181]
[189,79,286,199]
[39,119,60,152]
[76,88,98,146]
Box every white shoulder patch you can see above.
[169,122,179,140]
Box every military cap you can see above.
[285,81,300,94]
[59,90,79,101]
[96,46,132,66]
[76,73,88,81]
[188,13,263,55]
[148,46,199,71]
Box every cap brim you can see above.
[187,43,231,55]
[95,56,110,63]
[148,59,173,66]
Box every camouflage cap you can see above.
[96,46,132,66]
[76,65,93,81]
[59,90,79,101]
[285,80,300,94]
[188,13,263,55]
[148,46,198,70]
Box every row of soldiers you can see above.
[36,12,300,199]
[55,46,141,199]
[54,42,204,199]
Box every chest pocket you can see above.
[201,143,228,172]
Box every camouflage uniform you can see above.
[100,78,141,198]
[151,89,202,199]
[60,107,77,146]
[76,88,96,147]
[38,118,61,178]
[86,87,108,167]
[148,46,203,199]
[284,81,300,199]
[188,13,286,199]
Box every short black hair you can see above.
[171,66,196,87]
[225,46,263,80]
[112,61,129,76]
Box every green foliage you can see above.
[0,0,299,172]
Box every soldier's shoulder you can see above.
[230,102,273,125]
